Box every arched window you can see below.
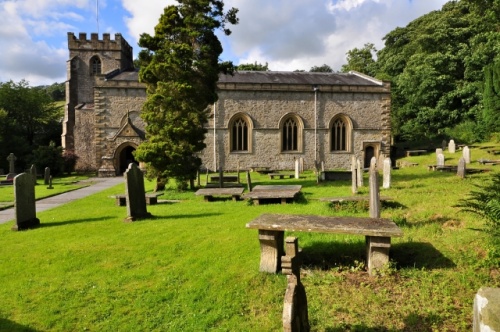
[330,115,352,152]
[229,113,252,152]
[91,56,102,75]
[280,114,303,153]
[282,118,298,151]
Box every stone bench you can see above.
[209,175,239,183]
[269,173,294,180]
[114,192,164,206]
[195,187,244,202]
[405,149,427,157]
[246,213,403,276]
[242,185,302,205]
[320,196,393,203]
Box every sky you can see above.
[0,0,450,86]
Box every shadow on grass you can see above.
[0,318,39,332]
[323,312,443,331]
[148,212,223,220]
[300,240,454,270]
[40,216,116,228]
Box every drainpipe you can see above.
[313,86,319,162]
[213,103,217,172]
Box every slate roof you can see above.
[107,69,382,86]
[218,71,382,86]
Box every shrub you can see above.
[31,141,64,175]
[62,150,79,175]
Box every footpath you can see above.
[0,177,123,225]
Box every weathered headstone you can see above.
[282,237,310,332]
[448,139,456,153]
[437,153,445,167]
[369,157,380,218]
[436,148,443,156]
[299,157,304,173]
[356,158,363,187]
[377,153,385,171]
[29,164,37,185]
[47,175,53,189]
[463,146,471,164]
[246,170,252,192]
[12,173,40,231]
[7,153,16,176]
[321,161,325,172]
[294,159,300,179]
[442,140,447,151]
[44,167,50,185]
[473,287,500,332]
[382,157,391,189]
[124,163,151,222]
[351,156,358,194]
[457,157,466,179]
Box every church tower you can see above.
[62,32,135,170]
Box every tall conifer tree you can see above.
[134,0,238,189]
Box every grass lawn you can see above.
[0,144,499,331]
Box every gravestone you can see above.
[124,163,151,222]
[437,153,445,167]
[457,157,466,179]
[246,170,252,192]
[442,140,447,150]
[282,237,310,332]
[382,157,391,189]
[219,168,224,188]
[299,157,304,173]
[12,173,40,231]
[321,161,325,172]
[356,158,363,187]
[6,153,17,177]
[369,157,381,218]
[473,287,500,332]
[351,156,357,194]
[463,146,471,164]
[29,164,37,185]
[44,167,50,185]
[448,139,456,153]
[294,159,300,179]
[47,175,53,189]
[436,148,443,156]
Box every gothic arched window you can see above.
[91,56,102,75]
[229,114,253,152]
[330,115,352,152]
[280,115,303,152]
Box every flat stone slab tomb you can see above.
[246,213,403,276]
[242,185,302,205]
[195,187,245,201]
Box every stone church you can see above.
[62,32,391,177]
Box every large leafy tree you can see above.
[375,0,499,141]
[309,64,333,73]
[134,0,238,189]
[236,62,269,71]
[0,80,62,170]
[340,43,377,77]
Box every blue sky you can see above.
[0,0,449,86]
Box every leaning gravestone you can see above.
[437,153,445,167]
[463,146,471,164]
[44,167,50,185]
[448,139,456,153]
[246,170,253,192]
[124,163,151,222]
[12,173,40,231]
[369,157,381,218]
[282,237,310,332]
[473,287,500,332]
[383,157,391,189]
[457,157,466,179]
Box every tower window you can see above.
[91,56,102,75]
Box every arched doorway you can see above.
[364,146,375,168]
[119,146,138,174]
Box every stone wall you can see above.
[200,85,391,171]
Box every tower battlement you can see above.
[67,32,133,58]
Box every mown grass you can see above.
[0,144,499,331]
[0,175,92,210]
